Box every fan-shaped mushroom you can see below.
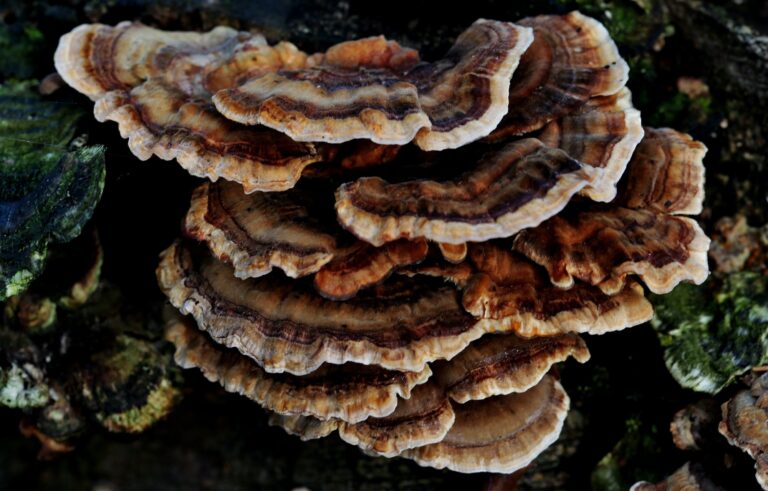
[513,127,709,294]
[404,243,653,337]
[719,373,768,490]
[166,316,431,423]
[539,88,644,202]
[157,241,490,375]
[54,24,417,192]
[213,20,534,150]
[336,138,598,246]
[489,11,629,139]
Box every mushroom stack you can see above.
[54,11,710,473]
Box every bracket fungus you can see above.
[166,316,431,423]
[513,127,709,295]
[183,180,344,280]
[212,20,534,150]
[719,373,768,490]
[336,138,599,246]
[265,344,581,469]
[55,9,711,475]
[489,11,629,139]
[157,240,488,375]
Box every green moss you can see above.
[0,81,106,300]
[651,273,768,394]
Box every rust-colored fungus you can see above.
[55,24,416,192]
[719,374,768,490]
[339,380,456,457]
[269,372,574,472]
[461,243,653,336]
[184,180,431,298]
[433,333,589,403]
[438,243,469,264]
[269,369,578,470]
[401,243,652,337]
[184,180,343,279]
[513,207,710,294]
[313,239,429,300]
[402,375,569,473]
[340,338,587,459]
[166,316,430,423]
[490,11,629,139]
[54,22,327,192]
[539,88,644,202]
[213,20,534,150]
[55,11,711,477]
[157,241,489,375]
[54,22,269,100]
[514,127,709,294]
[336,139,598,246]
[615,127,707,215]
[93,80,326,193]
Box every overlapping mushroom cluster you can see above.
[54,11,710,473]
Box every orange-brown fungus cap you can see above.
[157,241,491,375]
[338,380,456,457]
[438,243,469,264]
[166,315,430,423]
[434,333,589,403]
[719,374,768,490]
[616,127,707,215]
[266,381,455,456]
[539,88,644,202]
[313,36,420,71]
[336,138,597,246]
[94,80,325,192]
[266,340,583,467]
[213,20,534,150]
[401,375,569,473]
[185,180,431,298]
[343,334,586,458]
[513,207,710,294]
[55,22,311,98]
[514,127,709,294]
[54,22,331,192]
[55,23,415,192]
[184,180,344,279]
[54,22,258,99]
[462,243,653,336]
[313,239,428,300]
[490,11,629,139]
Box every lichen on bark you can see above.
[0,81,106,300]
[651,273,768,394]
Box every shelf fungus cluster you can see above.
[57,11,710,474]
[719,373,768,490]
